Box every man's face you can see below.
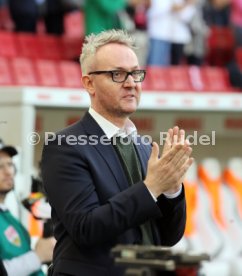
[0,152,15,196]
[86,43,142,122]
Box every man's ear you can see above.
[82,75,95,96]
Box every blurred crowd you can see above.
[0,0,241,88]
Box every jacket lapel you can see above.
[81,112,129,191]
[134,136,151,180]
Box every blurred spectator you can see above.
[230,0,242,47]
[227,61,242,90]
[43,0,65,35]
[184,0,209,65]
[0,0,14,30]
[146,0,197,67]
[203,0,230,26]
[83,0,127,35]
[126,0,150,66]
[127,0,150,30]
[8,0,39,32]
[0,0,5,9]
[0,139,56,276]
[7,0,81,35]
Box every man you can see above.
[0,139,55,276]
[41,29,193,276]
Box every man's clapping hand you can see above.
[144,126,193,198]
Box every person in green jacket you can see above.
[0,139,55,276]
[84,0,127,35]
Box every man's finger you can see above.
[178,129,185,145]
[162,128,172,155]
[150,141,159,160]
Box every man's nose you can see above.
[123,75,136,87]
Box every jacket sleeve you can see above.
[155,186,186,246]
[41,140,162,247]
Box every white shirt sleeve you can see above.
[163,184,182,199]
[147,188,158,202]
[3,251,42,276]
[147,184,183,201]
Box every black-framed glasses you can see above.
[88,69,146,83]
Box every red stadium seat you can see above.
[0,57,13,85]
[58,61,82,88]
[206,26,235,66]
[200,67,231,92]
[38,35,64,60]
[0,31,17,57]
[167,66,192,91]
[35,59,60,87]
[143,66,170,91]
[11,57,37,86]
[16,33,40,59]
[61,36,83,60]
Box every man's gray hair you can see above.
[80,29,136,74]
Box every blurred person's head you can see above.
[0,140,17,202]
[210,0,230,9]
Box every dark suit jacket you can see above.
[41,112,186,276]
[0,260,7,276]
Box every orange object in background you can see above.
[28,213,43,237]
[198,166,227,230]
[223,169,242,219]
[184,181,198,237]
[24,192,47,237]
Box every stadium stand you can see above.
[0,57,12,85]
[143,65,235,92]
[142,66,170,91]
[0,27,239,92]
[199,66,233,92]
[0,31,17,57]
[37,35,64,60]
[58,60,82,88]
[11,57,37,86]
[35,59,60,87]
[16,33,41,59]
